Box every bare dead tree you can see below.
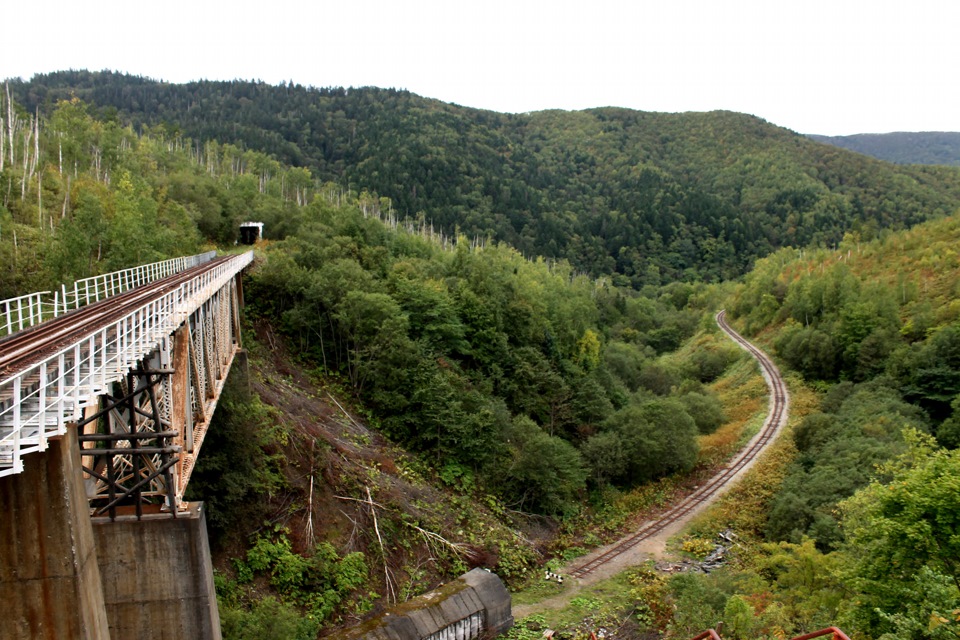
[33,108,39,178]
[21,117,31,200]
[5,82,14,166]
[92,145,101,181]
[365,486,396,604]
[62,174,70,219]
[0,90,7,171]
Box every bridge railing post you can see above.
[1,251,252,479]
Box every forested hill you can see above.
[12,70,960,285]
[809,131,960,166]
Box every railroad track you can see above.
[0,253,252,474]
[0,256,233,377]
[568,310,789,579]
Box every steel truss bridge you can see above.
[0,250,253,517]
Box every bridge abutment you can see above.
[1,252,253,639]
[0,425,111,640]
[92,503,221,640]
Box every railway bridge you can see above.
[0,251,254,640]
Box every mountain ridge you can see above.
[10,70,960,287]
[809,131,960,166]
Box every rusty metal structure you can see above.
[0,251,252,515]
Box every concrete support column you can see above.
[92,502,221,640]
[0,425,111,640]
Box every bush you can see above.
[679,392,726,434]
[233,527,369,623]
[486,416,588,515]
[220,597,319,640]
[585,399,698,486]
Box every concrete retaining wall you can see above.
[342,568,513,640]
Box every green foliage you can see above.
[16,72,960,287]
[489,416,588,516]
[767,380,928,549]
[839,431,960,639]
[234,526,369,623]
[687,344,740,383]
[21,73,960,640]
[667,572,729,637]
[774,322,839,381]
[755,540,843,631]
[219,596,319,640]
[575,328,602,371]
[723,595,757,640]
[679,391,727,434]
[0,92,320,297]
[184,376,287,546]
[897,324,960,419]
[637,361,683,395]
[811,131,960,166]
[603,340,649,392]
[242,198,705,513]
[438,462,475,492]
[502,614,549,640]
[935,394,960,448]
[584,399,699,487]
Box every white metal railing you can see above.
[0,251,253,477]
[0,251,217,339]
[58,250,218,314]
[1,291,54,336]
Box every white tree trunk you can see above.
[62,175,69,218]
[5,82,14,166]
[33,109,39,178]
[21,123,30,200]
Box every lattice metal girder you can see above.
[0,252,252,479]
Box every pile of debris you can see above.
[656,530,738,574]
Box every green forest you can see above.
[2,75,960,640]
[810,132,960,166]
[12,71,960,286]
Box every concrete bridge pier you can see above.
[0,422,222,640]
[0,424,111,640]
[92,504,221,640]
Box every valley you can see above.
[1,75,959,639]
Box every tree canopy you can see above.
[12,71,960,287]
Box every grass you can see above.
[686,373,818,541]
[698,354,767,467]
[510,569,641,634]
[510,578,568,607]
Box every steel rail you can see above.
[569,310,789,579]
[0,251,253,477]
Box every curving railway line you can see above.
[568,309,789,579]
[0,256,235,377]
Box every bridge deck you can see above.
[0,252,253,483]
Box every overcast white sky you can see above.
[4,0,959,136]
